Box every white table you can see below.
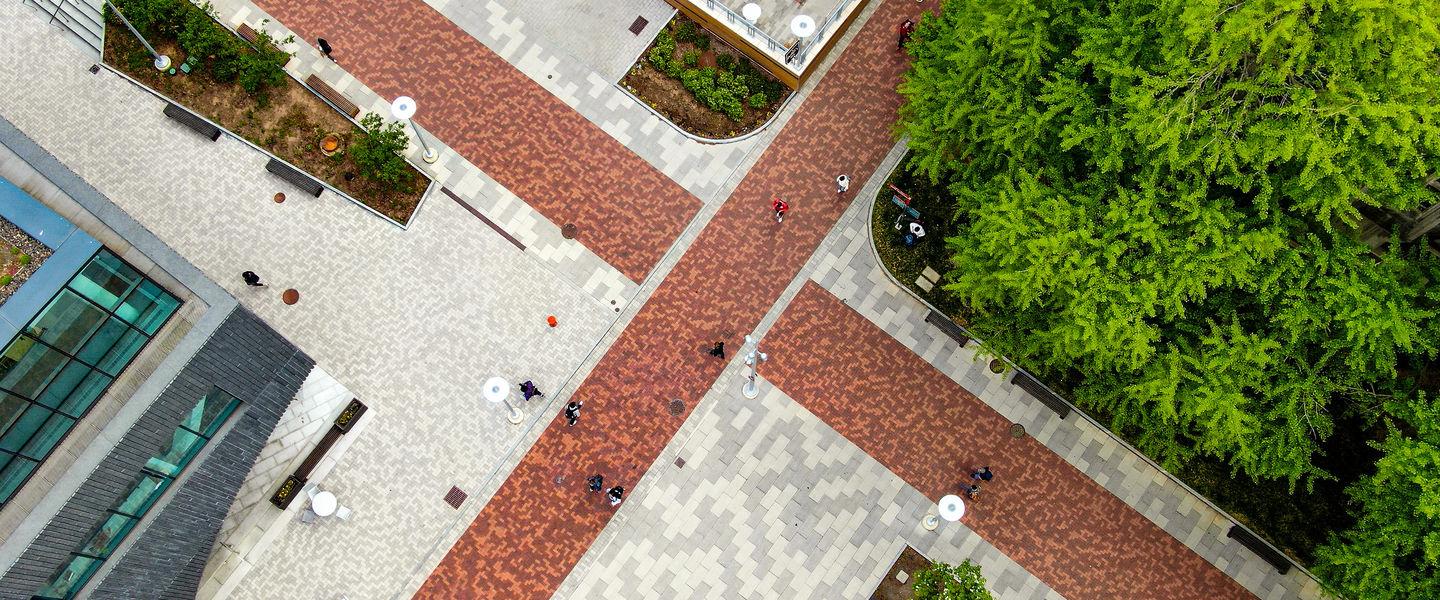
[311,490,337,517]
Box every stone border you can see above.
[97,34,437,230]
[860,150,1322,585]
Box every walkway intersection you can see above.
[1,0,1329,598]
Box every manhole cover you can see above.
[667,398,685,416]
[273,192,286,204]
[561,223,578,239]
[282,289,301,305]
[1010,423,1026,438]
[989,359,1005,373]
[674,456,686,468]
[444,486,467,509]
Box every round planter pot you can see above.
[320,134,341,156]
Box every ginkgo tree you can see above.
[898,0,1440,488]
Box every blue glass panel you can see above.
[0,404,51,453]
[19,412,73,461]
[144,427,203,477]
[190,389,239,437]
[27,290,107,355]
[0,336,67,399]
[116,280,178,334]
[32,554,99,599]
[69,251,140,310]
[80,512,137,558]
[35,360,89,410]
[113,473,169,517]
[0,456,38,504]
[95,329,146,377]
[74,317,127,365]
[56,371,111,418]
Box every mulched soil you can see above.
[869,546,932,600]
[621,17,792,139]
[0,216,52,306]
[102,23,427,224]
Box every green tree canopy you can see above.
[898,0,1440,485]
[1315,394,1440,599]
[912,560,994,600]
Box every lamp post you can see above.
[922,494,966,531]
[389,96,439,164]
[742,335,767,399]
[482,376,524,425]
[104,1,170,70]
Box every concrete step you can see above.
[25,0,104,58]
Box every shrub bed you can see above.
[622,16,791,138]
[0,217,51,305]
[103,0,426,223]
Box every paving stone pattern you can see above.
[0,7,617,598]
[251,0,700,283]
[761,282,1252,600]
[424,0,760,201]
[554,375,1063,599]
[417,1,931,597]
[808,205,1326,599]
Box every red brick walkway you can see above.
[764,282,1254,600]
[416,0,924,597]
[251,0,697,282]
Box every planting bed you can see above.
[0,217,51,306]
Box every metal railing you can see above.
[793,0,860,65]
[25,0,104,54]
[704,0,786,55]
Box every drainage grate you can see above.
[1010,423,1027,438]
[444,486,467,509]
[674,456,686,468]
[561,223,579,239]
[667,398,686,416]
[629,16,649,35]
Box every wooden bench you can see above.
[1227,525,1292,574]
[924,310,970,347]
[162,102,220,141]
[265,158,323,197]
[305,74,359,118]
[235,22,291,66]
[1010,371,1072,418]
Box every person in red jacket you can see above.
[772,197,789,223]
[898,19,916,50]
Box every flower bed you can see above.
[622,16,791,139]
[0,217,51,306]
[102,0,427,224]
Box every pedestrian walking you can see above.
[772,197,789,223]
[707,341,726,358]
[964,483,981,499]
[241,271,265,287]
[970,466,993,482]
[564,401,583,427]
[587,474,605,493]
[607,485,625,506]
[898,19,916,50]
[317,37,336,62]
[836,174,850,194]
[520,380,544,402]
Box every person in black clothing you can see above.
[607,485,625,506]
[317,37,336,62]
[587,474,604,493]
[707,341,725,358]
[564,401,583,427]
[970,466,993,482]
[241,271,265,287]
[964,483,981,499]
[520,380,543,401]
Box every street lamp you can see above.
[104,1,169,70]
[742,334,767,399]
[389,96,439,164]
[482,376,523,425]
[923,494,966,531]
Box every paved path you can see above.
[762,282,1252,600]
[416,0,925,596]
[552,373,1063,599]
[460,0,675,82]
[251,0,698,283]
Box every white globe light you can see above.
[938,495,966,521]
[482,376,510,404]
[390,96,418,120]
[790,15,816,38]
